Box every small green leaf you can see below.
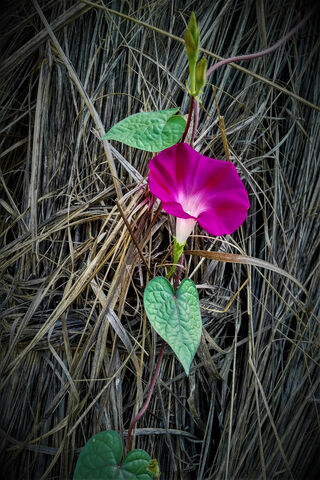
[147,458,161,478]
[121,450,153,477]
[144,277,202,375]
[101,108,186,152]
[73,430,153,480]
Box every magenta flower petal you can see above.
[157,201,192,219]
[148,143,250,239]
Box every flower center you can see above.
[179,193,206,218]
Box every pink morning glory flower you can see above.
[148,143,250,244]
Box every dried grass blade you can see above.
[249,357,294,480]
[31,0,122,199]
[81,0,320,112]
[184,249,307,295]
[0,2,91,76]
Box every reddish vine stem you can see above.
[206,7,316,78]
[187,8,315,147]
[127,255,184,451]
[180,95,195,144]
[191,100,199,146]
[127,339,165,451]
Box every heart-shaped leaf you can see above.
[144,277,202,375]
[73,430,153,480]
[101,108,186,152]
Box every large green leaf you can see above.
[73,430,153,480]
[144,277,202,375]
[101,108,186,151]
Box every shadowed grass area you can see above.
[0,1,319,479]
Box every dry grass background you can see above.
[0,0,319,479]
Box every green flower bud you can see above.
[184,29,196,58]
[195,57,207,95]
[184,12,199,63]
[187,12,199,47]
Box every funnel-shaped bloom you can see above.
[148,143,250,244]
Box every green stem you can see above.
[166,237,185,280]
